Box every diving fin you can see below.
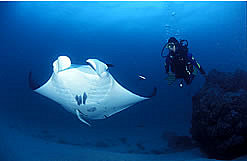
[192,67,198,75]
[76,109,91,126]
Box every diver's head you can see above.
[166,37,179,53]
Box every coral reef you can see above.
[191,69,247,160]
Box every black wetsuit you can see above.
[165,50,205,85]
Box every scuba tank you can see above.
[179,40,188,53]
[173,40,189,69]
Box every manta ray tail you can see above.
[76,109,91,126]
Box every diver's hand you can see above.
[168,72,175,76]
[165,72,175,78]
[166,72,176,85]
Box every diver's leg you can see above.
[184,77,191,85]
[184,74,194,85]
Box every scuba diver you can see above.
[161,37,206,87]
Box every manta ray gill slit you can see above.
[75,95,82,106]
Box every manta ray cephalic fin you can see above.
[76,109,91,126]
[86,59,108,77]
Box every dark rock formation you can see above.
[191,69,247,160]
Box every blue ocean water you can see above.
[0,2,246,161]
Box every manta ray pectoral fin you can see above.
[28,71,41,90]
[148,87,157,98]
[106,64,114,68]
[138,87,157,98]
[86,59,108,77]
[76,109,91,126]
[28,71,51,91]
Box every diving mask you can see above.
[165,42,175,50]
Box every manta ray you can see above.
[29,56,156,126]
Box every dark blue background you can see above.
[0,2,246,131]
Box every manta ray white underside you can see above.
[29,56,155,126]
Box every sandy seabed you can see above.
[1,119,247,161]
